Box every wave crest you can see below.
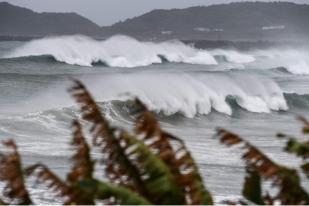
[78,73,288,118]
[1,72,288,118]
[3,35,218,67]
[210,49,256,64]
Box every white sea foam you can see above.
[4,35,218,67]
[210,49,256,64]
[252,49,309,75]
[4,35,309,76]
[6,72,287,118]
[96,73,288,117]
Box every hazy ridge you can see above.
[1,1,309,41]
[0,2,100,36]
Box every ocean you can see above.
[0,35,309,203]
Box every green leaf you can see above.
[120,131,186,204]
[70,80,186,204]
[285,139,309,160]
[301,162,309,178]
[242,166,264,205]
[135,106,213,205]
[0,199,6,205]
[172,135,213,205]
[218,129,309,205]
[95,179,150,205]
[69,80,149,196]
[0,140,32,205]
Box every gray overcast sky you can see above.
[2,0,309,26]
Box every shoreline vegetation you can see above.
[0,80,308,205]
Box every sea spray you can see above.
[251,48,309,75]
[210,49,256,64]
[3,35,309,75]
[3,35,218,67]
[2,72,288,118]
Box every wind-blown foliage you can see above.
[68,120,94,183]
[277,117,309,178]
[242,166,264,205]
[0,79,309,205]
[69,80,146,194]
[25,163,72,202]
[69,80,188,204]
[0,198,6,205]
[134,99,213,205]
[94,180,150,205]
[0,140,32,205]
[217,128,309,205]
[25,119,98,205]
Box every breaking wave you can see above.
[210,49,256,64]
[2,35,218,67]
[5,72,289,118]
[252,48,309,75]
[99,73,288,118]
[2,91,308,140]
[95,92,309,120]
[1,35,266,68]
[3,34,309,75]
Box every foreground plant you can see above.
[216,119,309,205]
[0,80,308,205]
[0,80,212,205]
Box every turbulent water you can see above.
[1,35,309,203]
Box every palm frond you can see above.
[67,120,94,183]
[298,116,309,134]
[286,139,309,159]
[217,129,309,205]
[118,130,185,204]
[64,120,98,204]
[134,99,213,205]
[68,122,151,205]
[242,166,264,205]
[217,129,280,178]
[164,132,213,205]
[95,179,150,205]
[134,105,178,172]
[0,140,32,205]
[25,164,71,201]
[0,198,7,205]
[301,162,309,178]
[277,133,309,160]
[277,117,309,178]
[26,163,94,204]
[70,81,191,204]
[69,80,148,196]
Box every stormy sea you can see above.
[0,35,309,203]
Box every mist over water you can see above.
[1,35,309,203]
[3,35,309,75]
[3,35,219,67]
